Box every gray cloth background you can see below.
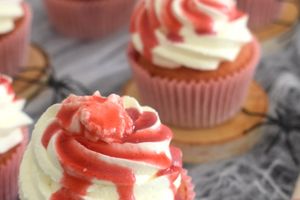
[25,0,300,199]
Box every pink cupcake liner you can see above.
[175,169,195,200]
[0,4,31,77]
[128,40,260,128]
[237,0,282,30]
[44,0,137,39]
[0,128,29,200]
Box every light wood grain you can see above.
[293,176,300,199]
[13,44,49,99]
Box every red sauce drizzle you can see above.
[42,122,60,148]
[167,33,184,43]
[0,75,14,96]
[183,0,214,34]
[130,0,246,61]
[137,5,158,61]
[161,0,182,35]
[198,0,243,21]
[49,129,136,200]
[157,147,182,196]
[42,95,181,200]
[51,172,90,200]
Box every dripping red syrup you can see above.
[42,100,181,200]
[0,75,14,96]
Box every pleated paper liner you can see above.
[44,0,136,39]
[128,40,260,129]
[0,129,29,200]
[253,0,300,54]
[123,81,269,164]
[0,4,31,77]
[12,44,50,100]
[237,0,282,30]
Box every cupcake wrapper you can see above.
[176,169,195,200]
[128,40,260,128]
[0,129,29,200]
[44,0,136,39]
[237,0,282,29]
[0,4,31,77]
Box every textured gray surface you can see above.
[25,0,300,199]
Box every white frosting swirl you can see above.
[131,0,252,70]
[19,93,181,200]
[0,0,24,34]
[0,75,32,154]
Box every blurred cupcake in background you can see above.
[0,0,31,76]
[44,0,137,39]
[0,74,32,200]
[128,0,260,128]
[237,0,283,30]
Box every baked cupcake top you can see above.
[20,92,183,200]
[130,0,252,71]
[0,0,24,34]
[0,74,31,154]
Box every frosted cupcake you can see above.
[128,0,260,128]
[0,74,32,200]
[237,0,283,29]
[19,92,195,200]
[44,0,137,39]
[0,1,31,76]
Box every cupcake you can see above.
[44,0,137,39]
[128,0,260,128]
[19,92,195,200]
[237,0,283,30]
[0,74,32,200]
[0,1,31,76]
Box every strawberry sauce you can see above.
[131,0,244,63]
[42,94,181,200]
[0,75,14,96]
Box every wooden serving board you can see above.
[254,0,299,53]
[123,81,269,164]
[13,44,50,99]
[293,177,300,200]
